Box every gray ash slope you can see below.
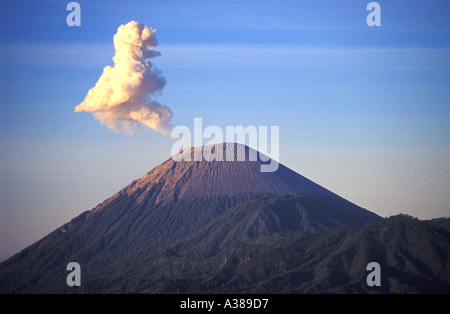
[95,142,338,206]
[0,142,382,293]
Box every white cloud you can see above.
[74,21,173,135]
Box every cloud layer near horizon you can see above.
[75,21,172,135]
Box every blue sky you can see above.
[1,0,449,260]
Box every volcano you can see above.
[0,143,401,293]
[68,143,381,255]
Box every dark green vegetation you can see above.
[0,144,449,293]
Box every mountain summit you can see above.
[93,142,339,210]
[0,142,383,293]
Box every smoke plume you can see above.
[75,21,172,135]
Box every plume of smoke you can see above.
[75,21,172,135]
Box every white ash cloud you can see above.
[75,21,172,135]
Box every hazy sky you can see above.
[1,0,449,261]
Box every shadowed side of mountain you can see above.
[40,215,450,294]
[174,193,381,257]
[0,192,263,293]
[0,191,381,293]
